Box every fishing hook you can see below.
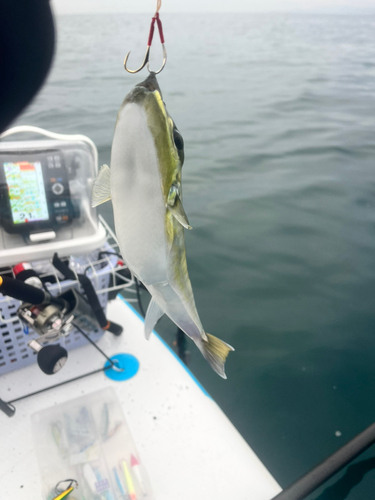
[147,43,167,75]
[123,47,150,74]
[124,11,167,75]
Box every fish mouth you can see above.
[122,72,163,109]
[136,72,162,95]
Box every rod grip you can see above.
[105,321,123,336]
[0,275,46,304]
[0,398,15,417]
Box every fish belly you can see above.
[110,102,168,285]
[148,282,205,345]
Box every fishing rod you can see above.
[271,421,375,500]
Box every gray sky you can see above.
[51,0,375,15]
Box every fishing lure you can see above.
[52,479,78,500]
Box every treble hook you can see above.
[124,11,167,75]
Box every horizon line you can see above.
[53,9,375,15]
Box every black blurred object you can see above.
[175,327,190,365]
[0,274,51,305]
[0,0,55,134]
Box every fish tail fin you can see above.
[199,333,234,379]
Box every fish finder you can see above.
[0,126,106,266]
[0,151,76,235]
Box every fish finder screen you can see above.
[3,161,49,224]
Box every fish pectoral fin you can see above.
[144,298,165,340]
[199,333,234,379]
[167,198,192,230]
[91,164,111,207]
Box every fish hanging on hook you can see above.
[124,0,167,74]
[92,72,234,378]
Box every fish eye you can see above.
[173,129,184,152]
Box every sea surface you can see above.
[14,12,375,499]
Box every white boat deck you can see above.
[0,296,281,499]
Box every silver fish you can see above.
[92,73,234,378]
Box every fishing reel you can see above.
[0,262,123,375]
[1,277,99,374]
[17,287,97,375]
[18,297,71,375]
[18,300,73,339]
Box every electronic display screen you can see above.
[3,161,49,224]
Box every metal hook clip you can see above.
[124,12,167,75]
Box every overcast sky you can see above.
[51,0,375,15]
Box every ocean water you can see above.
[14,12,375,498]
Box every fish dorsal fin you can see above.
[167,197,192,230]
[92,164,111,207]
[144,298,165,340]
